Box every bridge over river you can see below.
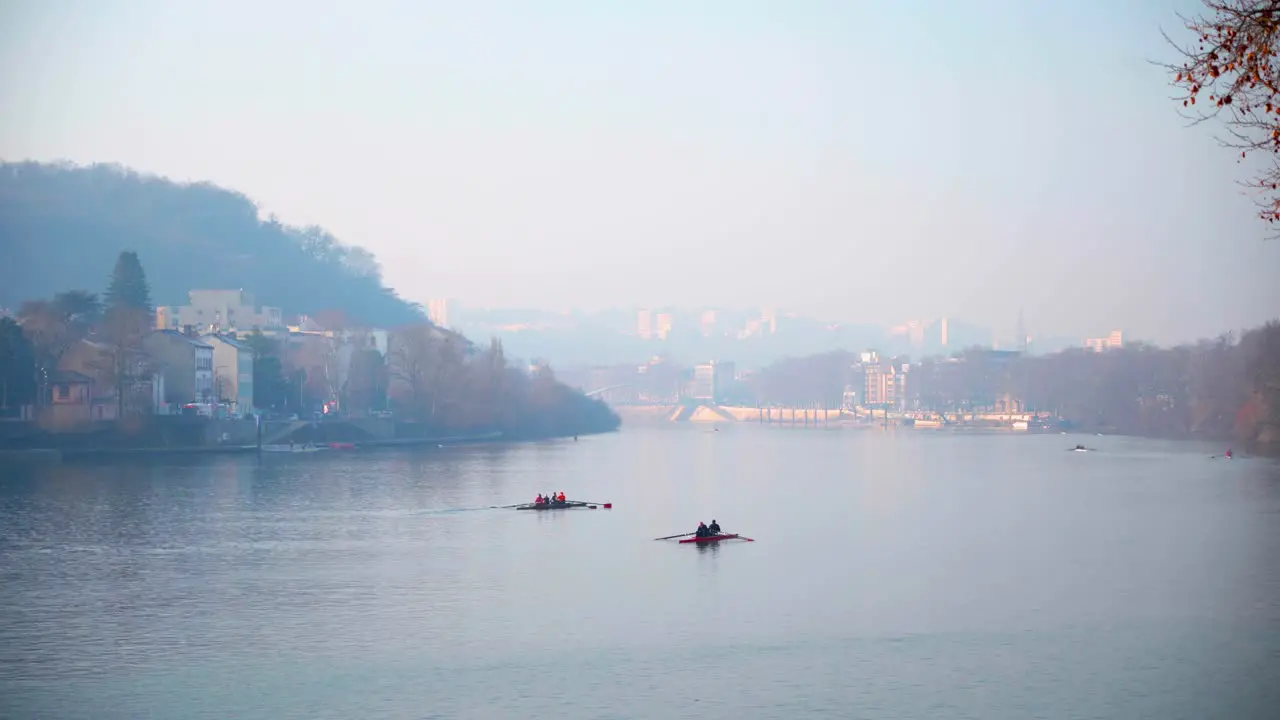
[584,383,843,426]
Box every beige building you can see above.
[157,289,284,334]
[427,299,451,329]
[636,309,653,339]
[655,312,673,340]
[864,356,907,410]
[56,338,166,419]
[201,334,255,415]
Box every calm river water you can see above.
[2,426,1278,719]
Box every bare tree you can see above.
[18,294,100,406]
[387,324,465,425]
[1166,1,1280,230]
[344,340,388,415]
[387,324,433,421]
[93,306,154,418]
[287,334,339,411]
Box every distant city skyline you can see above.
[430,296,1125,349]
[412,298,1134,374]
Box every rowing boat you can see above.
[514,501,601,510]
[679,534,740,544]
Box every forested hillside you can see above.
[0,162,421,325]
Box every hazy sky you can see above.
[2,0,1277,343]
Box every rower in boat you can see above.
[695,522,709,538]
[534,493,545,505]
[707,519,721,535]
[557,491,566,503]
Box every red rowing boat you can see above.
[679,534,739,544]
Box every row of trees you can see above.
[0,251,155,417]
[909,325,1280,443]
[246,318,618,438]
[745,322,1280,445]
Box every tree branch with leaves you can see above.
[1167,1,1280,230]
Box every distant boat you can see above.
[261,444,328,454]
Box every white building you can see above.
[691,360,736,402]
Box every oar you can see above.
[490,503,526,509]
[654,532,695,541]
[736,535,756,542]
[573,500,613,509]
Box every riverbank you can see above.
[0,426,625,462]
[607,404,1278,452]
[30,431,507,460]
[0,409,620,457]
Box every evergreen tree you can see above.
[104,251,152,312]
[244,329,289,411]
[0,317,37,411]
[100,252,153,415]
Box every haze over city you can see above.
[5,3,1280,719]
[2,0,1277,345]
